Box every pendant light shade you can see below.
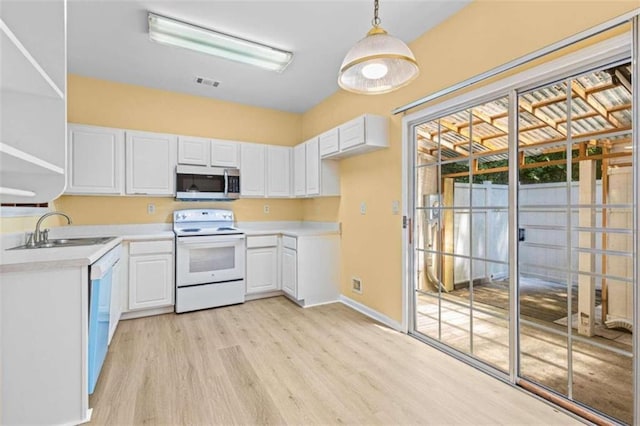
[338,1,419,94]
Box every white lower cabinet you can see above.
[281,246,297,297]
[246,235,279,294]
[127,239,174,311]
[281,234,339,306]
[245,232,339,306]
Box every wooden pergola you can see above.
[415,63,634,336]
[416,64,633,176]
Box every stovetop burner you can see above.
[173,209,243,237]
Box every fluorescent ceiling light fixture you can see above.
[148,12,293,72]
[338,0,419,95]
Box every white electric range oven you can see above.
[173,209,245,313]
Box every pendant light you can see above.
[338,0,419,95]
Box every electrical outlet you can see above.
[263,204,270,214]
[147,203,155,215]
[352,277,362,294]
[360,202,367,215]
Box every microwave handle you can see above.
[224,169,229,196]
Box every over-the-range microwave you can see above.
[175,165,240,201]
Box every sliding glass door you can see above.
[413,96,511,374]
[517,62,634,424]
[408,52,636,424]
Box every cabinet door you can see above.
[305,138,320,196]
[240,143,265,197]
[178,136,210,166]
[66,124,124,194]
[266,146,291,197]
[293,143,306,197]
[108,258,122,344]
[281,247,297,297]
[211,139,239,168]
[339,116,365,151]
[246,247,279,294]
[128,253,174,310]
[319,128,339,158]
[125,131,177,195]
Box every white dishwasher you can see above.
[88,244,121,395]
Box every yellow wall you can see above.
[300,1,638,322]
[2,1,638,324]
[54,75,304,225]
[67,75,301,145]
[54,197,301,225]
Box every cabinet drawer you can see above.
[246,235,278,248]
[129,239,173,255]
[282,235,297,250]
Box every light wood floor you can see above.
[90,296,580,425]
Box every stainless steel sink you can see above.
[8,236,117,250]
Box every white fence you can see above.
[445,180,603,286]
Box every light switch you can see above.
[360,202,367,215]
[392,200,400,215]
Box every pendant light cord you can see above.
[372,0,381,27]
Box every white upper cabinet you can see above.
[293,143,306,197]
[177,136,239,168]
[211,139,239,168]
[305,138,320,196]
[177,136,209,166]
[241,143,292,198]
[319,128,339,158]
[327,114,389,159]
[0,0,66,203]
[125,130,177,195]
[296,138,339,198]
[66,124,124,195]
[240,143,266,197]
[266,146,292,197]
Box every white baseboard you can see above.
[120,305,174,320]
[339,295,403,331]
[302,298,339,308]
[245,290,284,301]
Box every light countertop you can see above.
[0,224,174,272]
[0,221,338,272]
[238,221,340,237]
[0,237,123,273]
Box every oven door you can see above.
[176,234,245,287]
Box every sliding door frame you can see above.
[401,20,637,423]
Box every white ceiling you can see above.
[67,0,470,113]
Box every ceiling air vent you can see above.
[194,76,220,88]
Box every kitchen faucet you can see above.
[29,211,73,246]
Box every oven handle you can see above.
[224,169,229,196]
[177,235,245,246]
